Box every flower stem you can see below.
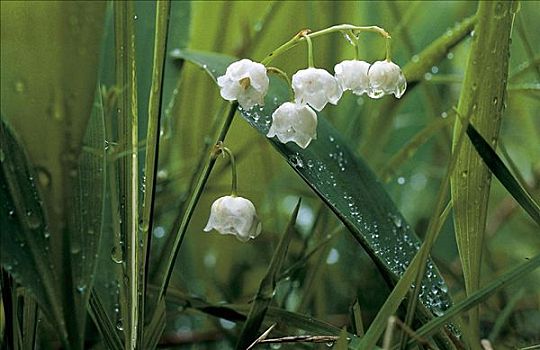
[261,24,390,66]
[385,36,392,61]
[216,143,238,196]
[267,67,294,100]
[304,33,314,67]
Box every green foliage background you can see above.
[1,1,539,349]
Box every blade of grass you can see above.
[88,290,124,350]
[466,123,540,225]
[114,2,139,348]
[409,254,540,345]
[235,199,301,350]
[450,2,515,344]
[138,1,170,347]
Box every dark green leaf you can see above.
[0,119,68,346]
[466,123,540,225]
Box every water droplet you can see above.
[424,73,433,81]
[326,248,340,265]
[111,246,124,264]
[411,55,420,63]
[76,282,87,293]
[397,177,406,185]
[14,80,26,93]
[116,320,124,331]
[461,170,468,178]
[26,211,42,229]
[441,112,448,119]
[133,14,138,20]
[289,154,303,168]
[36,167,52,189]
[446,52,454,60]
[431,66,439,74]
[492,97,498,105]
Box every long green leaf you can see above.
[138,1,171,348]
[236,199,301,349]
[0,119,68,346]
[173,48,453,318]
[114,2,139,348]
[450,2,515,343]
[1,2,107,348]
[466,123,540,225]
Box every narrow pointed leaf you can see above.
[0,119,68,345]
[466,123,540,225]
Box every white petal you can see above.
[267,102,317,149]
[203,195,261,241]
[334,60,370,95]
[292,68,342,111]
[367,60,406,99]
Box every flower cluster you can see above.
[218,58,406,149]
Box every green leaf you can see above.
[236,199,301,350]
[1,2,107,348]
[88,290,123,350]
[173,48,453,318]
[0,119,68,346]
[466,123,540,225]
[450,2,515,342]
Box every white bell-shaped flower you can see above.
[334,60,371,96]
[292,68,343,111]
[204,195,262,242]
[267,102,317,149]
[217,59,269,110]
[367,60,407,99]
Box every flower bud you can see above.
[367,60,407,99]
[267,102,317,149]
[334,60,370,96]
[217,59,269,109]
[292,68,343,111]
[204,195,262,242]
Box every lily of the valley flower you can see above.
[267,102,317,149]
[204,195,262,242]
[292,68,343,111]
[367,60,407,99]
[217,59,269,109]
[334,60,370,96]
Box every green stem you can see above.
[138,1,170,347]
[267,67,294,100]
[219,145,238,196]
[158,102,238,299]
[261,24,389,66]
[385,36,392,61]
[304,33,314,67]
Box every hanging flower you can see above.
[334,60,371,96]
[367,60,407,99]
[266,102,317,149]
[292,68,343,111]
[217,59,269,109]
[204,195,262,242]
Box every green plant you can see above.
[1,1,539,349]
